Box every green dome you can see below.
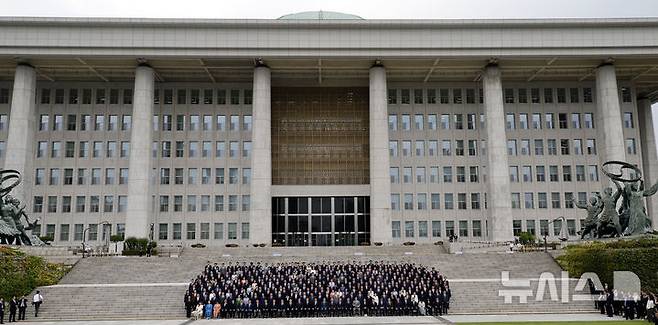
[277,11,364,20]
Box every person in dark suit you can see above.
[17,297,27,321]
[0,297,5,324]
[8,297,16,323]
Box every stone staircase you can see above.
[27,245,595,321]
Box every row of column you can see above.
[3,62,657,243]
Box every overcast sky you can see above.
[2,0,658,19]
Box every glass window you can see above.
[392,221,401,238]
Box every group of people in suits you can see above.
[590,281,657,323]
[184,261,452,319]
[0,291,43,323]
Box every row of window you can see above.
[34,140,254,160]
[35,168,128,186]
[34,223,124,242]
[387,138,603,158]
[391,192,484,211]
[37,141,130,159]
[390,166,481,184]
[391,191,598,211]
[392,220,483,238]
[387,111,630,132]
[152,114,252,132]
[36,114,254,133]
[34,88,253,106]
[33,195,127,214]
[38,114,132,132]
[509,165,601,183]
[157,222,249,241]
[390,217,584,239]
[157,167,251,186]
[513,219,581,237]
[386,86,634,105]
[156,195,250,213]
[511,191,597,209]
[506,138,599,156]
[151,141,252,159]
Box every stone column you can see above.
[483,64,513,242]
[5,64,37,203]
[249,65,272,245]
[369,65,392,245]
[637,98,658,231]
[595,64,626,163]
[125,65,155,238]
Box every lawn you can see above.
[457,320,652,325]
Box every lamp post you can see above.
[544,216,566,252]
[99,221,110,256]
[82,227,90,258]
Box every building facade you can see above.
[1,13,658,247]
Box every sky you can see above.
[3,0,658,133]
[2,0,658,19]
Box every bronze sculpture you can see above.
[575,193,603,239]
[0,169,42,245]
[577,161,658,239]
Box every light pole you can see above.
[544,216,566,252]
[82,227,90,258]
[99,221,110,256]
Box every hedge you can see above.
[0,246,69,300]
[122,237,157,256]
[556,237,658,293]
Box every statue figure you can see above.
[597,181,623,238]
[0,169,42,245]
[575,193,603,239]
[619,180,658,235]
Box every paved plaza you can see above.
[14,314,627,324]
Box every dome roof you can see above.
[277,11,364,20]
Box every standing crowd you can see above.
[0,291,44,323]
[184,261,452,320]
[591,281,657,324]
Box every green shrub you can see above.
[122,237,157,256]
[556,237,658,292]
[0,246,69,300]
[110,234,124,242]
[518,231,536,245]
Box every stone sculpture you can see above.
[0,169,42,245]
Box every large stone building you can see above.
[1,12,658,247]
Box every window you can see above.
[242,195,251,211]
[507,140,517,156]
[414,114,423,130]
[418,221,428,238]
[402,141,411,157]
[404,193,413,210]
[216,115,226,131]
[431,193,440,210]
[538,192,548,209]
[390,167,399,184]
[524,192,534,209]
[626,138,637,155]
[432,221,441,237]
[186,223,196,240]
[214,195,224,212]
[428,114,437,130]
[586,139,597,155]
[103,196,114,213]
[37,142,47,158]
[215,168,225,184]
[472,220,482,237]
[228,223,237,240]
[557,88,566,103]
[454,114,463,129]
[428,140,438,156]
[390,194,400,211]
[33,196,43,213]
[571,113,580,129]
[417,193,427,210]
[173,223,182,240]
[532,113,541,129]
[446,221,455,237]
[228,195,238,211]
[158,224,168,240]
[241,223,250,239]
[531,88,540,103]
[444,193,454,210]
[518,89,528,103]
[392,221,401,238]
[230,89,240,105]
[623,112,634,128]
[551,192,561,209]
[569,88,579,103]
[511,193,521,209]
[576,165,586,182]
[440,114,450,129]
[545,113,554,129]
[401,114,410,130]
[520,139,530,156]
[405,221,415,238]
[47,196,57,213]
[459,220,468,237]
[214,223,224,240]
[506,113,515,130]
[389,141,398,157]
[187,195,197,212]
[468,140,477,156]
[621,87,632,103]
[583,88,593,103]
[560,139,570,155]
[387,89,397,104]
[456,166,465,183]
[504,88,515,103]
[549,165,559,182]
[414,89,423,104]
[519,113,528,129]
[60,224,70,241]
[122,89,132,104]
[573,139,583,155]
[563,165,572,182]
[443,167,453,183]
[442,140,451,156]
[189,115,200,131]
[588,165,599,182]
[583,113,594,128]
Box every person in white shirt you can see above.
[32,291,43,317]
